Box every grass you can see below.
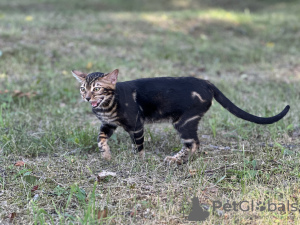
[0,0,300,224]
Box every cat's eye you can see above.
[93,87,100,92]
[80,87,85,92]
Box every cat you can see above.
[71,69,290,165]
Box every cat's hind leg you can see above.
[164,113,201,165]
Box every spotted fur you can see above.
[72,69,290,165]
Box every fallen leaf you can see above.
[31,185,39,192]
[97,207,108,221]
[189,169,197,176]
[97,171,117,181]
[209,187,219,193]
[15,161,25,167]
[266,42,275,48]
[13,90,37,98]
[25,16,33,21]
[24,92,37,98]
[130,210,136,217]
[8,212,16,222]
[86,62,93,69]
[13,90,22,95]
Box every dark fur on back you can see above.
[110,77,213,126]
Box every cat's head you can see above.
[71,69,118,108]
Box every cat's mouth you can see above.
[90,98,103,108]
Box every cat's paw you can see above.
[99,143,112,161]
[164,156,183,165]
[138,150,145,160]
[101,150,112,161]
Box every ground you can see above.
[0,0,300,224]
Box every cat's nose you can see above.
[86,97,91,102]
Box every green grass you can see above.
[0,0,300,224]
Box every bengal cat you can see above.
[71,69,290,165]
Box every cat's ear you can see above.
[71,70,87,82]
[104,69,119,85]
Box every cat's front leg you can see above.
[98,123,117,161]
[129,126,145,159]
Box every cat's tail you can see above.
[209,83,290,124]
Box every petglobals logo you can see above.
[188,197,300,222]
[212,200,299,212]
[188,197,210,221]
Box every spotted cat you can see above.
[71,69,290,164]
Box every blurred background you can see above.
[1,0,299,82]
